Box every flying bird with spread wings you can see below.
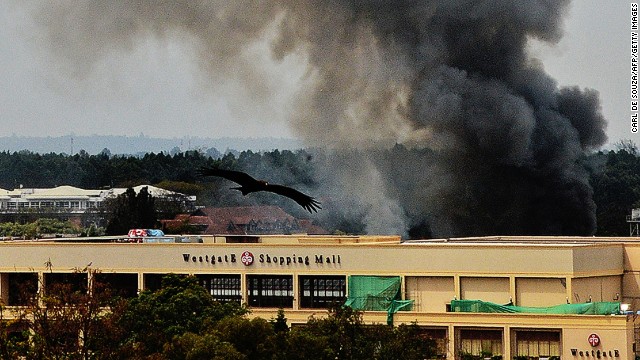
[197,167,321,213]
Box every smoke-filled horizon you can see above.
[27,0,608,238]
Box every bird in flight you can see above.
[197,167,321,213]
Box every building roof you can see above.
[165,206,328,235]
[24,185,103,199]
[198,206,297,224]
[0,185,106,200]
[110,185,181,198]
[161,215,211,230]
[0,184,188,201]
[0,188,10,200]
[201,206,302,235]
[405,235,640,245]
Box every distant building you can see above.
[0,185,195,226]
[161,206,327,236]
[628,208,640,236]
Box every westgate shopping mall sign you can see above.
[182,250,342,267]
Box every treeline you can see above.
[0,148,323,226]
[0,218,96,239]
[2,142,640,237]
[0,274,436,360]
[589,141,640,236]
[0,149,316,200]
[0,149,215,190]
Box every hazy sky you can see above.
[0,1,632,147]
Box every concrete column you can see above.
[87,270,93,295]
[447,324,456,360]
[503,326,511,360]
[454,275,461,300]
[510,276,517,305]
[38,272,45,306]
[241,273,248,305]
[137,272,144,294]
[292,274,299,310]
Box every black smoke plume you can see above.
[27,0,607,237]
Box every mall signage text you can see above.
[182,251,341,266]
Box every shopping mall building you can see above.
[0,234,639,359]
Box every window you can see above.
[458,329,503,358]
[55,201,70,208]
[514,330,561,359]
[196,274,242,303]
[93,273,139,298]
[143,274,168,292]
[7,273,38,306]
[299,275,346,308]
[143,273,188,292]
[44,273,88,295]
[247,275,293,308]
[419,328,448,358]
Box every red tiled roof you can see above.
[199,206,295,223]
[166,206,327,235]
[185,216,211,225]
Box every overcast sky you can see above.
[0,1,632,147]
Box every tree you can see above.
[215,316,276,360]
[116,274,248,358]
[283,306,438,360]
[271,308,289,334]
[6,269,127,359]
[163,332,245,360]
[105,187,158,235]
[0,274,438,359]
[0,219,82,240]
[373,323,437,360]
[0,305,28,359]
[135,186,157,228]
[590,142,640,235]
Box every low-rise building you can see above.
[0,185,195,226]
[0,235,638,359]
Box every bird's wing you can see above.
[265,184,322,213]
[197,167,258,186]
[198,167,321,213]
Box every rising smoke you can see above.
[27,0,607,238]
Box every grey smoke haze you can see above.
[26,0,607,237]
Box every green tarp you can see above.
[450,299,621,315]
[344,275,413,325]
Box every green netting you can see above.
[450,299,621,315]
[344,275,413,325]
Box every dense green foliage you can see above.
[589,142,640,236]
[0,273,437,359]
[104,186,158,235]
[0,150,203,189]
[0,218,84,239]
[0,149,311,191]
[0,148,321,221]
